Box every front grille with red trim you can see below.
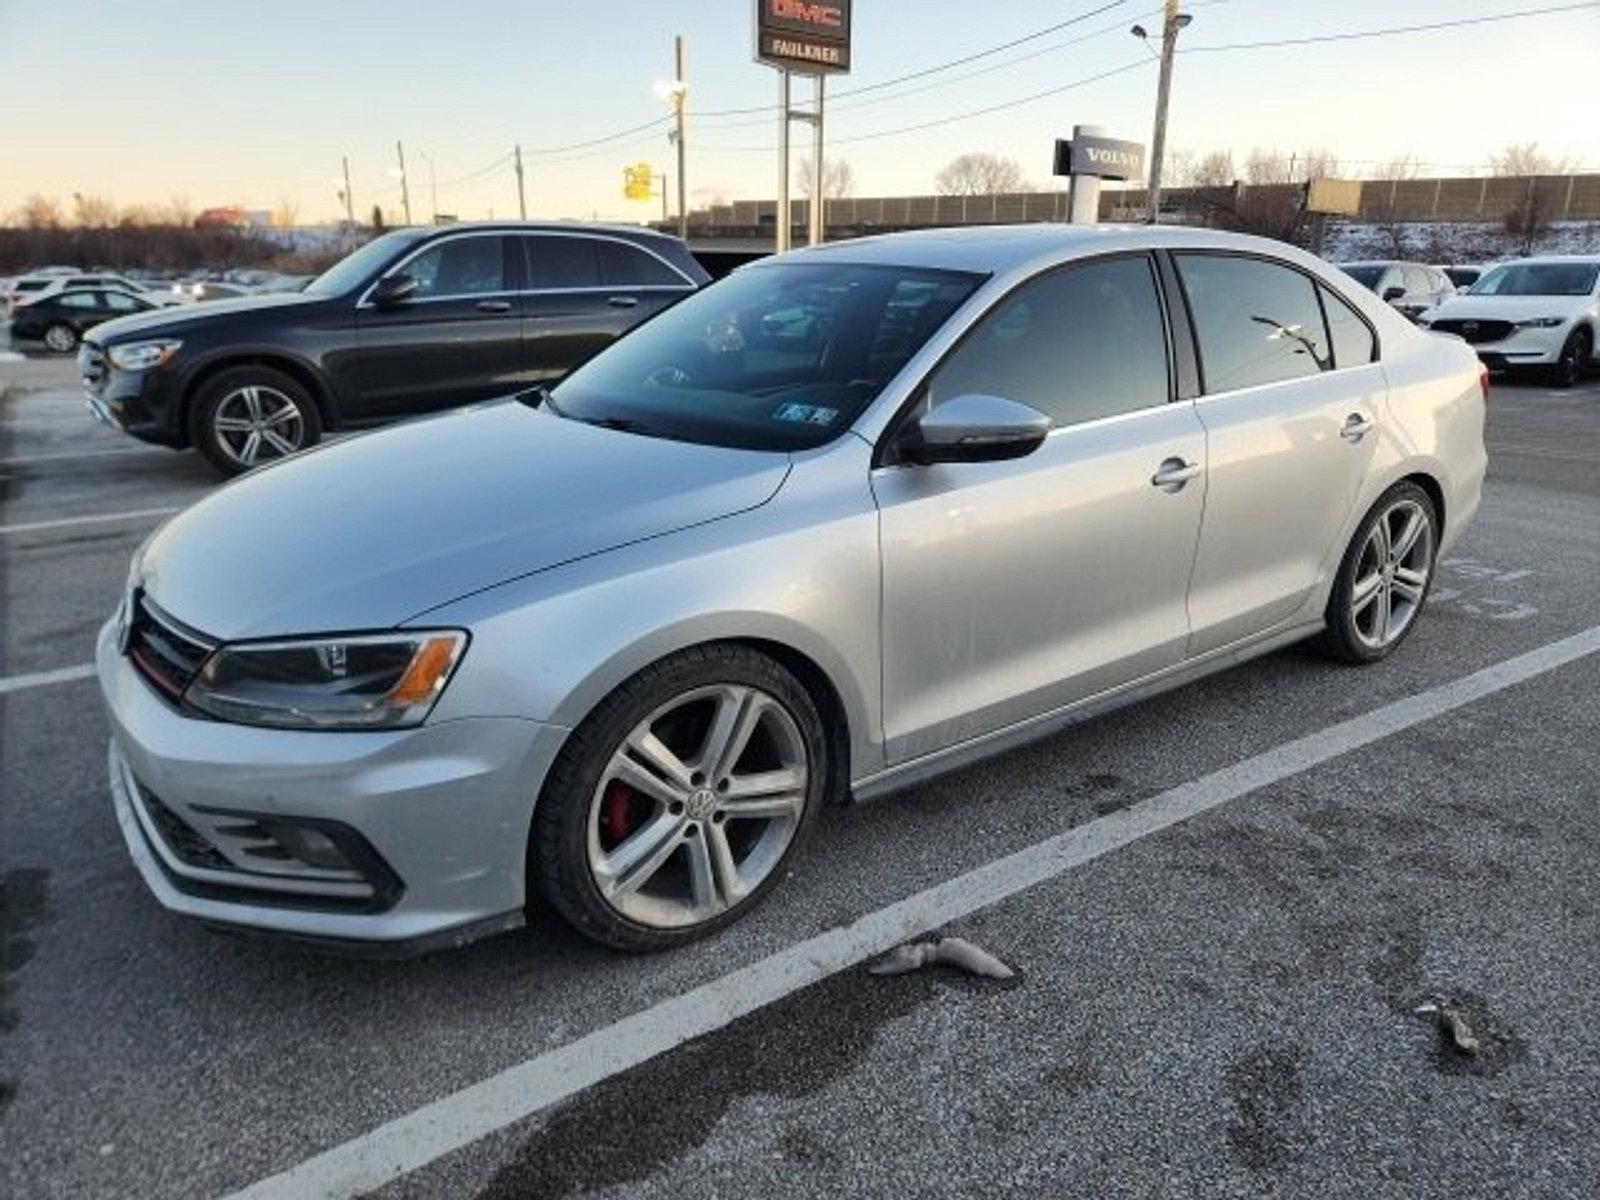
[126,595,214,700]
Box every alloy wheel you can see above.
[1350,498,1434,650]
[585,683,809,930]
[212,385,306,467]
[44,324,76,352]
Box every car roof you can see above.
[404,220,685,245]
[767,223,1350,277]
[1494,254,1600,265]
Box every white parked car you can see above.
[5,271,183,315]
[1418,256,1600,387]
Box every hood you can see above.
[1424,292,1591,322]
[87,291,329,343]
[137,400,791,639]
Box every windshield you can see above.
[550,261,984,451]
[1471,262,1599,297]
[14,279,48,292]
[303,232,416,297]
[1339,264,1386,290]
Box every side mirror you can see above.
[371,273,417,308]
[1382,285,1405,302]
[896,394,1051,466]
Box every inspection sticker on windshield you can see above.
[772,402,838,425]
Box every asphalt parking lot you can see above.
[2,328,1598,1199]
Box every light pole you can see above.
[654,38,688,239]
[1132,2,1191,224]
[392,141,412,225]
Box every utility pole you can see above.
[514,144,527,219]
[658,173,669,223]
[341,156,354,226]
[1145,0,1185,224]
[673,36,687,239]
[395,140,412,226]
[776,71,791,252]
[808,76,825,246]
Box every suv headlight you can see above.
[1512,317,1565,329]
[108,339,182,370]
[185,631,467,730]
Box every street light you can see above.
[1131,4,1192,224]
[654,36,688,239]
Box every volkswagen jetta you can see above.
[98,225,1486,954]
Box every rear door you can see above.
[352,232,522,419]
[1174,253,1384,655]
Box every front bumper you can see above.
[78,343,188,446]
[98,619,569,952]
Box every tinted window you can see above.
[1320,284,1375,368]
[1340,264,1385,290]
[598,240,687,288]
[523,236,599,289]
[928,255,1168,428]
[1177,254,1332,391]
[398,236,505,298]
[103,291,145,312]
[58,292,99,309]
[68,277,100,288]
[551,262,980,451]
[13,279,48,293]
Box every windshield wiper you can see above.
[575,415,661,437]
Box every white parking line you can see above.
[221,623,1600,1200]
[0,444,169,468]
[0,662,97,695]
[0,505,179,536]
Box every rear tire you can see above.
[43,322,78,353]
[190,365,321,477]
[531,644,827,952]
[1316,481,1439,665]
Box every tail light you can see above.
[1478,364,1490,401]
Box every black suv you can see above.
[80,223,709,475]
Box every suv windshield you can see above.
[1471,262,1600,297]
[1339,264,1387,289]
[550,261,983,451]
[303,232,418,297]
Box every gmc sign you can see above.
[755,0,852,74]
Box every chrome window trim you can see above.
[515,229,699,290]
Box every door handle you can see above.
[1151,457,1202,491]
[475,299,512,314]
[607,295,640,308]
[1341,413,1375,442]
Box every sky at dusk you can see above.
[1,0,1597,224]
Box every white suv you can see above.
[1418,256,1600,387]
[5,271,182,315]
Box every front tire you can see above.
[1549,326,1592,389]
[531,644,827,952]
[43,322,78,353]
[191,366,321,477]
[1317,482,1439,664]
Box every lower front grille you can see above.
[1430,318,1514,345]
[136,783,232,870]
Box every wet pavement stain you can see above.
[1224,1044,1311,1172]
[0,869,50,1120]
[474,962,1017,1199]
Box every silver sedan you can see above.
[98,225,1486,954]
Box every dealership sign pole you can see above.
[754,0,851,251]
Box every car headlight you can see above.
[1512,317,1565,329]
[185,631,467,730]
[108,339,182,370]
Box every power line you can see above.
[1181,0,1600,53]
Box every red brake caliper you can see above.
[601,781,634,848]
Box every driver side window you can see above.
[927,255,1170,429]
[399,236,505,299]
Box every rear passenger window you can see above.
[524,236,600,289]
[928,255,1169,428]
[598,240,687,288]
[1320,284,1376,368]
[1175,254,1331,391]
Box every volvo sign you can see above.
[1053,134,1146,183]
[755,0,852,73]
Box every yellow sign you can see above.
[623,163,654,201]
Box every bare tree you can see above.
[163,196,195,227]
[1189,149,1236,187]
[16,194,65,229]
[1490,142,1578,176]
[796,157,855,199]
[71,193,119,227]
[1373,153,1421,181]
[935,152,1026,196]
[1244,148,1340,185]
[272,197,301,229]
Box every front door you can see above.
[873,254,1207,765]
[352,232,522,420]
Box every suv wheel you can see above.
[1317,482,1438,664]
[1550,326,1592,389]
[531,644,827,952]
[191,366,322,477]
[43,322,78,353]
